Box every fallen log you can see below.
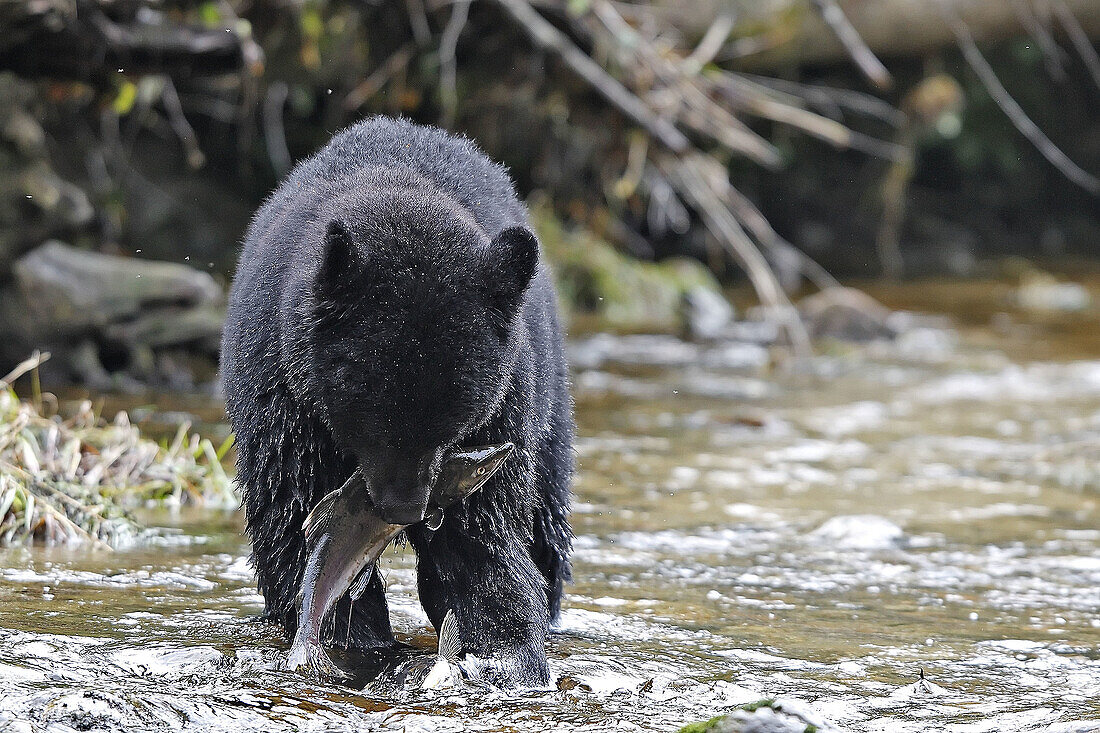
[637,0,1100,67]
[0,0,251,82]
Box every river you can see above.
[1,279,1098,732]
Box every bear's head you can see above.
[304,191,538,524]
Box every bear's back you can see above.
[247,118,526,262]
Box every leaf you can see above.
[215,433,236,462]
[566,0,591,16]
[198,1,222,26]
[112,80,137,115]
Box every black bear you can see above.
[221,117,574,686]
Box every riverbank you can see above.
[0,355,234,548]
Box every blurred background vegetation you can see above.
[1,0,1098,388]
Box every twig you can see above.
[439,0,471,127]
[674,96,782,168]
[593,2,898,165]
[160,77,206,169]
[344,42,418,110]
[721,186,840,291]
[1050,0,1100,92]
[589,0,780,166]
[943,6,1100,195]
[262,81,291,177]
[1,352,51,388]
[1011,0,1067,81]
[810,0,893,90]
[717,34,792,63]
[405,0,433,47]
[214,0,264,165]
[0,463,113,551]
[657,152,811,357]
[713,73,906,161]
[739,73,907,127]
[682,14,735,76]
[175,94,239,123]
[492,0,690,153]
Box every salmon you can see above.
[283,443,514,679]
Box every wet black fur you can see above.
[221,117,574,686]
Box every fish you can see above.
[283,442,514,679]
[397,608,465,690]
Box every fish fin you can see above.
[437,609,463,662]
[302,487,342,543]
[348,564,374,601]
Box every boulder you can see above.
[0,241,224,388]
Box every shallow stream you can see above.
[1,280,1098,732]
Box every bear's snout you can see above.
[375,501,427,526]
[361,458,432,526]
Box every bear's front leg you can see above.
[409,526,551,687]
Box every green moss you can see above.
[678,716,728,733]
[739,698,777,712]
[677,700,791,732]
[532,204,724,333]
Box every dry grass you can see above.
[0,354,236,549]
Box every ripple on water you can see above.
[3,331,1100,731]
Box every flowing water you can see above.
[1,280,1099,732]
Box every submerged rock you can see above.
[796,287,898,342]
[680,699,839,733]
[1014,272,1091,313]
[809,515,905,550]
[682,286,735,340]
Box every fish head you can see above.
[431,442,515,508]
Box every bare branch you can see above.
[810,0,893,90]
[491,0,691,153]
[588,0,781,166]
[262,81,291,177]
[1011,0,1067,80]
[713,73,907,161]
[943,5,1100,196]
[344,42,418,111]
[439,0,471,127]
[1051,0,1100,92]
[682,14,735,76]
[657,152,812,357]
[405,0,433,47]
[738,73,908,127]
[721,186,841,291]
[160,77,206,170]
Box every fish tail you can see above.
[437,609,463,662]
[284,639,349,681]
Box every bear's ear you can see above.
[316,219,360,292]
[486,226,539,313]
